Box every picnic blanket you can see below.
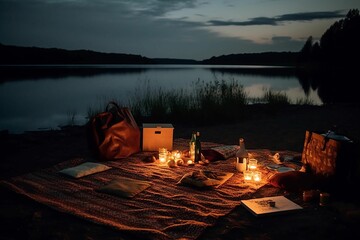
[0,138,301,240]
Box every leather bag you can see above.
[87,101,140,161]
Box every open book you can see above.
[241,196,303,217]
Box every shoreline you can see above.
[1,104,359,178]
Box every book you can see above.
[241,195,303,217]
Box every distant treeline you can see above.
[0,43,297,66]
[0,44,153,64]
[202,52,299,66]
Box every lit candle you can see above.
[173,151,181,160]
[248,158,257,170]
[158,147,168,163]
[253,171,261,182]
[244,171,253,181]
[187,159,194,166]
[159,153,167,163]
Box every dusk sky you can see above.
[1,0,359,60]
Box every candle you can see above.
[173,150,181,160]
[158,147,168,163]
[253,171,261,182]
[248,158,257,170]
[244,171,253,181]
[159,153,167,163]
[187,159,194,166]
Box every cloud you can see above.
[277,11,345,21]
[209,17,277,26]
[272,36,293,42]
[208,10,346,26]
[0,0,348,59]
[111,0,198,17]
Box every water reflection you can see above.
[2,64,350,133]
[209,65,298,78]
[0,65,149,82]
[209,66,359,105]
[297,67,359,104]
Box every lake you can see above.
[0,64,322,133]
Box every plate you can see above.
[277,167,295,173]
[266,164,281,170]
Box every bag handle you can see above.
[322,130,333,151]
[119,107,139,129]
[105,101,138,129]
[305,130,329,152]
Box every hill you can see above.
[202,52,299,66]
[0,43,298,65]
[0,43,152,64]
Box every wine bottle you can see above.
[189,132,196,161]
[194,131,201,163]
[236,138,248,162]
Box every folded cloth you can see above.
[98,177,151,198]
[59,162,111,178]
[177,170,234,189]
[202,145,239,161]
[268,171,321,192]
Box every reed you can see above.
[87,78,314,125]
[262,88,291,105]
[128,78,249,124]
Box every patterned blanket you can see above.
[0,138,300,240]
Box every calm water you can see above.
[0,64,322,133]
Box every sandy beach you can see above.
[1,103,360,240]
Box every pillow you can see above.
[177,170,234,189]
[268,171,316,192]
[97,177,151,198]
[202,145,239,161]
[59,162,111,178]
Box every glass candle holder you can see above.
[253,171,262,182]
[172,150,181,160]
[159,153,167,163]
[248,158,258,170]
[158,148,168,163]
[244,170,253,181]
[159,147,167,154]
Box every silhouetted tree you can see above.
[296,9,360,104]
[299,8,360,68]
[298,36,313,64]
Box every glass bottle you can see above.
[189,132,196,161]
[236,138,248,164]
[194,131,201,163]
